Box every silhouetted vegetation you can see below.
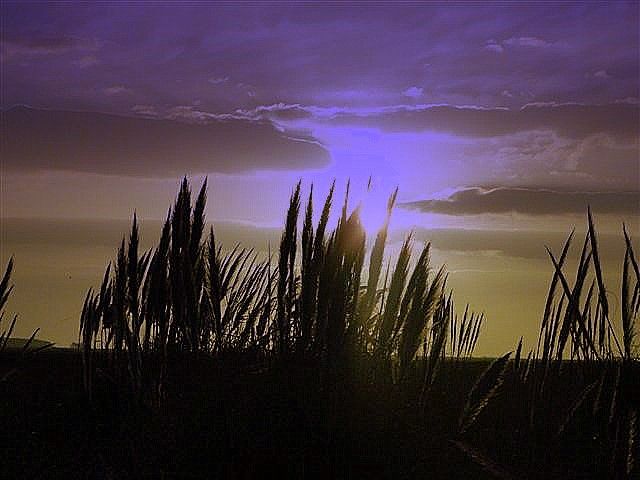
[1,258,52,379]
[1,179,637,478]
[78,179,483,407]
[455,211,639,478]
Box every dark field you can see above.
[2,350,638,479]
[1,349,499,479]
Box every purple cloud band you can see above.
[1,106,330,176]
[400,187,640,216]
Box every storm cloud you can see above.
[1,106,330,176]
[329,102,639,141]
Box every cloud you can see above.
[166,105,218,122]
[103,85,132,96]
[72,55,99,68]
[235,103,313,121]
[586,69,612,80]
[207,101,637,191]
[236,82,257,98]
[131,104,158,116]
[503,36,556,48]
[484,40,504,53]
[1,106,331,176]
[484,36,559,56]
[443,126,639,190]
[2,3,638,112]
[402,86,424,98]
[1,35,99,60]
[208,76,229,85]
[400,187,640,216]
[558,133,639,181]
[330,102,639,141]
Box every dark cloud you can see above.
[330,103,639,141]
[1,3,637,111]
[1,106,330,176]
[400,187,640,216]
[1,34,98,59]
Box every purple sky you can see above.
[3,3,639,110]
[1,2,638,226]
[1,2,639,351]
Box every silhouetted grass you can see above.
[79,178,484,405]
[455,210,639,479]
[74,179,639,479]
[1,258,51,374]
[3,178,637,478]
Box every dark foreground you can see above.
[1,349,499,479]
[3,349,638,479]
[3,180,630,478]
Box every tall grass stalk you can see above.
[79,178,485,406]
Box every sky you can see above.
[1,2,639,353]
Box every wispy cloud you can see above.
[72,55,99,68]
[327,102,639,141]
[1,35,99,60]
[131,104,158,117]
[585,69,611,80]
[235,103,312,121]
[503,36,557,48]
[484,36,560,55]
[402,86,424,98]
[103,85,132,96]
[208,76,229,85]
[484,39,504,53]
